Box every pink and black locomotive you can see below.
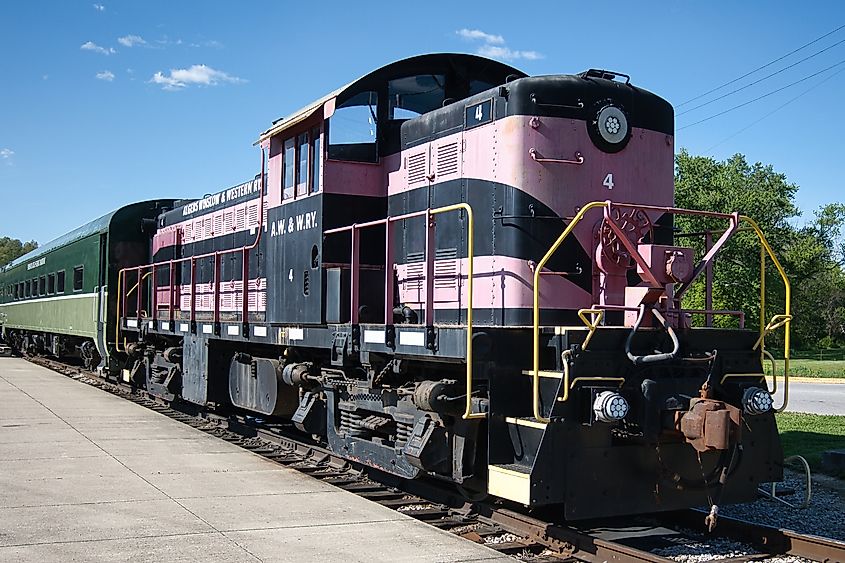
[118,54,791,521]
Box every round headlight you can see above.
[588,102,631,153]
[742,387,773,415]
[593,390,629,422]
[597,106,628,144]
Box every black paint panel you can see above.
[396,75,672,152]
[389,179,594,294]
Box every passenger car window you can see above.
[39,276,46,296]
[25,280,31,297]
[73,266,84,292]
[48,274,55,294]
[57,270,65,293]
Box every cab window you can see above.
[327,91,377,163]
[283,138,295,200]
[388,74,445,119]
[296,132,309,197]
[311,126,321,193]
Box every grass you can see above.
[766,358,845,379]
[776,412,845,476]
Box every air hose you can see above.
[625,304,680,365]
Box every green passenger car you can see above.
[0,200,175,370]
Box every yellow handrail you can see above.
[762,349,778,395]
[577,308,604,350]
[720,350,778,394]
[531,206,792,422]
[533,201,608,422]
[740,215,791,412]
[555,350,572,406]
[429,203,481,420]
[125,271,152,298]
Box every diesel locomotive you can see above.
[0,54,792,522]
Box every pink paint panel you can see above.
[323,159,385,197]
[396,255,591,312]
[384,152,405,196]
[154,197,267,253]
[152,228,179,255]
[465,116,673,252]
[266,154,283,208]
[480,115,674,212]
[387,115,673,259]
[170,278,268,312]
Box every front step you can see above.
[488,463,532,505]
[488,416,548,505]
[487,363,572,507]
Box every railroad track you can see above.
[25,356,845,563]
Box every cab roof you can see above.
[257,53,525,143]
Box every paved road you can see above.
[784,381,845,415]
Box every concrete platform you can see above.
[0,358,510,562]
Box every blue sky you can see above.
[1,1,844,243]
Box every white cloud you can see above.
[190,39,222,48]
[456,28,504,45]
[96,70,115,81]
[0,148,13,159]
[80,41,116,55]
[477,44,543,62]
[150,64,244,91]
[93,3,105,11]
[455,28,543,62]
[118,34,146,47]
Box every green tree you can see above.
[0,237,38,268]
[673,151,845,349]
[789,204,845,347]
[674,150,797,329]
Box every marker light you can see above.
[593,390,629,422]
[742,387,774,415]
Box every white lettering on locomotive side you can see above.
[181,178,262,216]
[269,211,318,238]
[26,257,46,270]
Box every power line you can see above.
[677,36,845,116]
[703,65,845,152]
[677,23,845,107]
[676,57,845,131]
